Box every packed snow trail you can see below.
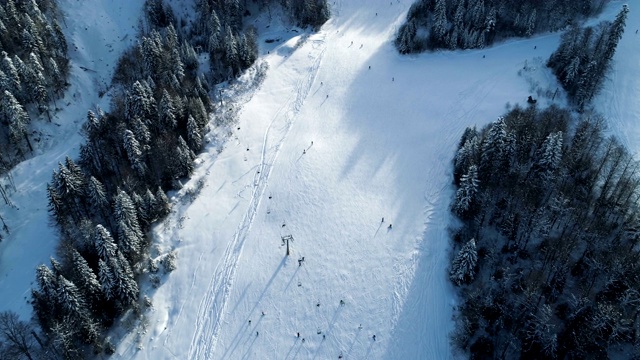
[117,1,633,360]
[187,33,328,360]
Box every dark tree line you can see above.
[395,0,608,53]
[25,0,330,357]
[0,0,68,174]
[548,5,628,110]
[187,0,329,82]
[450,105,640,358]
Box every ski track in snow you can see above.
[187,33,327,360]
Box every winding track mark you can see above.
[187,32,327,360]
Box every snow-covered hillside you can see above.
[0,0,635,359]
[117,1,639,360]
[0,0,143,319]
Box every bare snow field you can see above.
[0,1,636,360]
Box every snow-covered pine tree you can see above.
[0,52,21,96]
[223,27,239,77]
[54,161,83,199]
[432,0,447,44]
[94,224,118,261]
[535,131,563,181]
[454,136,479,185]
[395,20,417,54]
[141,188,157,224]
[479,117,508,180]
[47,183,66,225]
[174,135,196,177]
[86,176,109,213]
[126,80,156,123]
[110,252,139,305]
[69,249,102,308]
[114,189,144,263]
[123,129,146,178]
[453,164,479,217]
[2,90,32,154]
[140,31,162,78]
[26,53,49,114]
[32,264,59,333]
[186,115,203,152]
[603,5,628,62]
[56,275,87,319]
[155,186,171,217]
[98,258,115,300]
[450,238,478,285]
[165,24,184,81]
[158,89,177,130]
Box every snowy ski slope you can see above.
[118,1,638,359]
[0,0,635,359]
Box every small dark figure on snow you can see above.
[297,332,300,338]
[373,334,376,341]
[256,331,259,336]
[358,324,363,330]
[298,259,303,266]
[340,299,345,306]
[527,95,537,104]
[303,149,306,154]
[339,353,343,359]
[381,217,384,223]
[534,45,537,49]
[388,224,392,229]
[392,77,394,81]
[323,334,326,340]
[248,320,251,325]
[369,65,371,69]
[311,141,314,145]
[262,311,265,316]
[302,338,305,343]
[317,302,321,307]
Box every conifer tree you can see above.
[186,115,203,152]
[114,189,144,262]
[155,186,171,217]
[450,238,478,285]
[158,89,177,130]
[2,90,32,154]
[454,165,479,217]
[69,249,102,308]
[94,224,117,261]
[123,129,146,178]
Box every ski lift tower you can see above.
[281,235,294,256]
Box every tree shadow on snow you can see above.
[220,256,288,359]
